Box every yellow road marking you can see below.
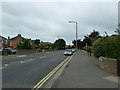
[32,54,74,90]
[32,56,69,89]
[36,55,74,89]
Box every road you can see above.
[2,50,67,88]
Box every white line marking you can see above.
[46,52,50,53]
[20,59,33,64]
[0,67,6,69]
[40,56,46,59]
[0,64,8,69]
[20,61,24,64]
[17,55,26,58]
[5,64,8,67]
[104,76,119,83]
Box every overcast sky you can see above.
[1,1,118,45]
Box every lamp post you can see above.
[68,21,78,50]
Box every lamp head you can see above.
[68,21,76,23]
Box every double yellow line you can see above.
[32,55,73,90]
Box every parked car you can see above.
[5,47,16,54]
[64,49,73,56]
[38,48,41,52]
[0,48,8,55]
[72,49,76,53]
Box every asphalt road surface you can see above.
[2,50,67,88]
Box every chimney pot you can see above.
[18,34,21,37]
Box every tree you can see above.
[89,29,100,44]
[34,39,40,48]
[82,35,92,47]
[50,43,55,50]
[114,24,120,35]
[17,38,32,49]
[34,39,40,45]
[68,45,72,49]
[54,38,66,50]
[92,36,120,59]
[115,29,120,35]
[72,39,82,49]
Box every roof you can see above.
[10,34,25,40]
[0,35,7,40]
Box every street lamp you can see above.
[68,21,78,50]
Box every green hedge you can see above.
[92,36,120,59]
[82,46,92,52]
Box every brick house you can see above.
[28,39,37,49]
[9,34,25,48]
[40,41,51,46]
[9,34,37,49]
[0,35,10,49]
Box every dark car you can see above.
[0,48,8,55]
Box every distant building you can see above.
[9,34,39,49]
[40,41,51,46]
[1,34,51,49]
[28,39,37,49]
[0,35,10,48]
[9,34,25,48]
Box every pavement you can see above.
[2,50,68,88]
[51,50,119,88]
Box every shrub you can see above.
[17,39,32,49]
[82,46,92,52]
[92,36,120,59]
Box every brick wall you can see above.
[81,50,117,73]
[16,49,56,55]
[16,49,39,55]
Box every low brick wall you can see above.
[16,49,57,55]
[16,49,39,55]
[98,57,117,73]
[81,50,117,73]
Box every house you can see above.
[40,41,51,46]
[9,34,25,48]
[9,34,38,49]
[0,35,10,49]
[28,39,37,49]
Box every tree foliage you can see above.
[72,39,82,49]
[114,24,120,35]
[89,29,100,43]
[92,36,120,59]
[73,30,100,48]
[82,45,92,52]
[82,35,92,47]
[17,39,32,49]
[34,39,40,46]
[54,38,66,49]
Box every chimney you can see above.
[8,36,10,39]
[18,34,21,37]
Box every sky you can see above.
[0,0,119,45]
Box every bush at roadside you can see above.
[82,46,92,53]
[92,36,120,59]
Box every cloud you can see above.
[2,2,118,44]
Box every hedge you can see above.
[82,46,92,52]
[92,36,120,59]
